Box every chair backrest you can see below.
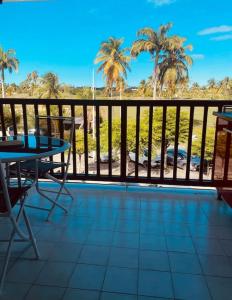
[35,116,75,171]
[35,115,75,145]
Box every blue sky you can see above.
[0,0,232,87]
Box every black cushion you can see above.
[0,186,30,213]
[11,161,65,176]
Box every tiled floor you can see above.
[1,183,232,299]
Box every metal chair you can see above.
[16,116,75,221]
[0,161,40,292]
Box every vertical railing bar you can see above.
[212,105,223,181]
[147,105,153,178]
[22,104,28,136]
[22,104,29,149]
[22,104,29,148]
[0,104,6,137]
[186,106,194,180]
[121,102,127,180]
[223,124,231,181]
[45,105,53,170]
[83,105,89,175]
[96,105,100,176]
[199,106,208,181]
[34,104,39,149]
[58,104,65,174]
[108,105,112,177]
[34,103,39,124]
[173,106,180,180]
[160,106,167,180]
[71,105,77,176]
[10,104,17,135]
[135,106,141,178]
[46,104,51,135]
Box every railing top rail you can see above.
[1,98,232,107]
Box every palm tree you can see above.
[137,80,147,97]
[30,71,39,96]
[31,71,38,85]
[191,82,201,98]
[116,76,126,100]
[131,23,172,100]
[158,36,193,99]
[39,72,60,99]
[0,47,19,98]
[95,37,131,98]
[207,78,218,99]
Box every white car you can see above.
[28,128,36,135]
[129,149,160,168]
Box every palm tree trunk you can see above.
[1,70,5,98]
[153,76,158,100]
[153,55,159,100]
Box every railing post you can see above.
[0,104,6,137]
[121,101,127,180]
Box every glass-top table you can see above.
[0,135,70,163]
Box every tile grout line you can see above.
[188,201,214,300]
[98,193,118,299]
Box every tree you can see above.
[6,85,15,97]
[137,80,147,97]
[116,76,126,100]
[95,37,131,98]
[131,23,172,100]
[1,106,20,129]
[192,127,215,161]
[80,87,92,99]
[21,71,39,97]
[207,78,219,99]
[100,119,121,153]
[0,47,19,98]
[75,129,94,172]
[30,71,39,96]
[218,77,232,98]
[158,36,193,99]
[142,107,189,166]
[39,72,60,99]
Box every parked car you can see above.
[89,151,118,163]
[99,153,118,163]
[129,149,160,168]
[166,148,204,171]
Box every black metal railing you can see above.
[1,98,232,186]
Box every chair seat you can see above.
[0,186,30,213]
[11,161,65,176]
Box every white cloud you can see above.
[211,34,232,41]
[148,0,176,6]
[191,54,205,60]
[198,25,232,36]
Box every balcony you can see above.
[1,99,232,299]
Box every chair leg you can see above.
[63,185,74,201]
[46,182,67,221]
[0,230,16,293]
[35,183,68,213]
[23,210,40,259]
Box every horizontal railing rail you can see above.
[1,98,232,187]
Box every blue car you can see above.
[166,148,204,171]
